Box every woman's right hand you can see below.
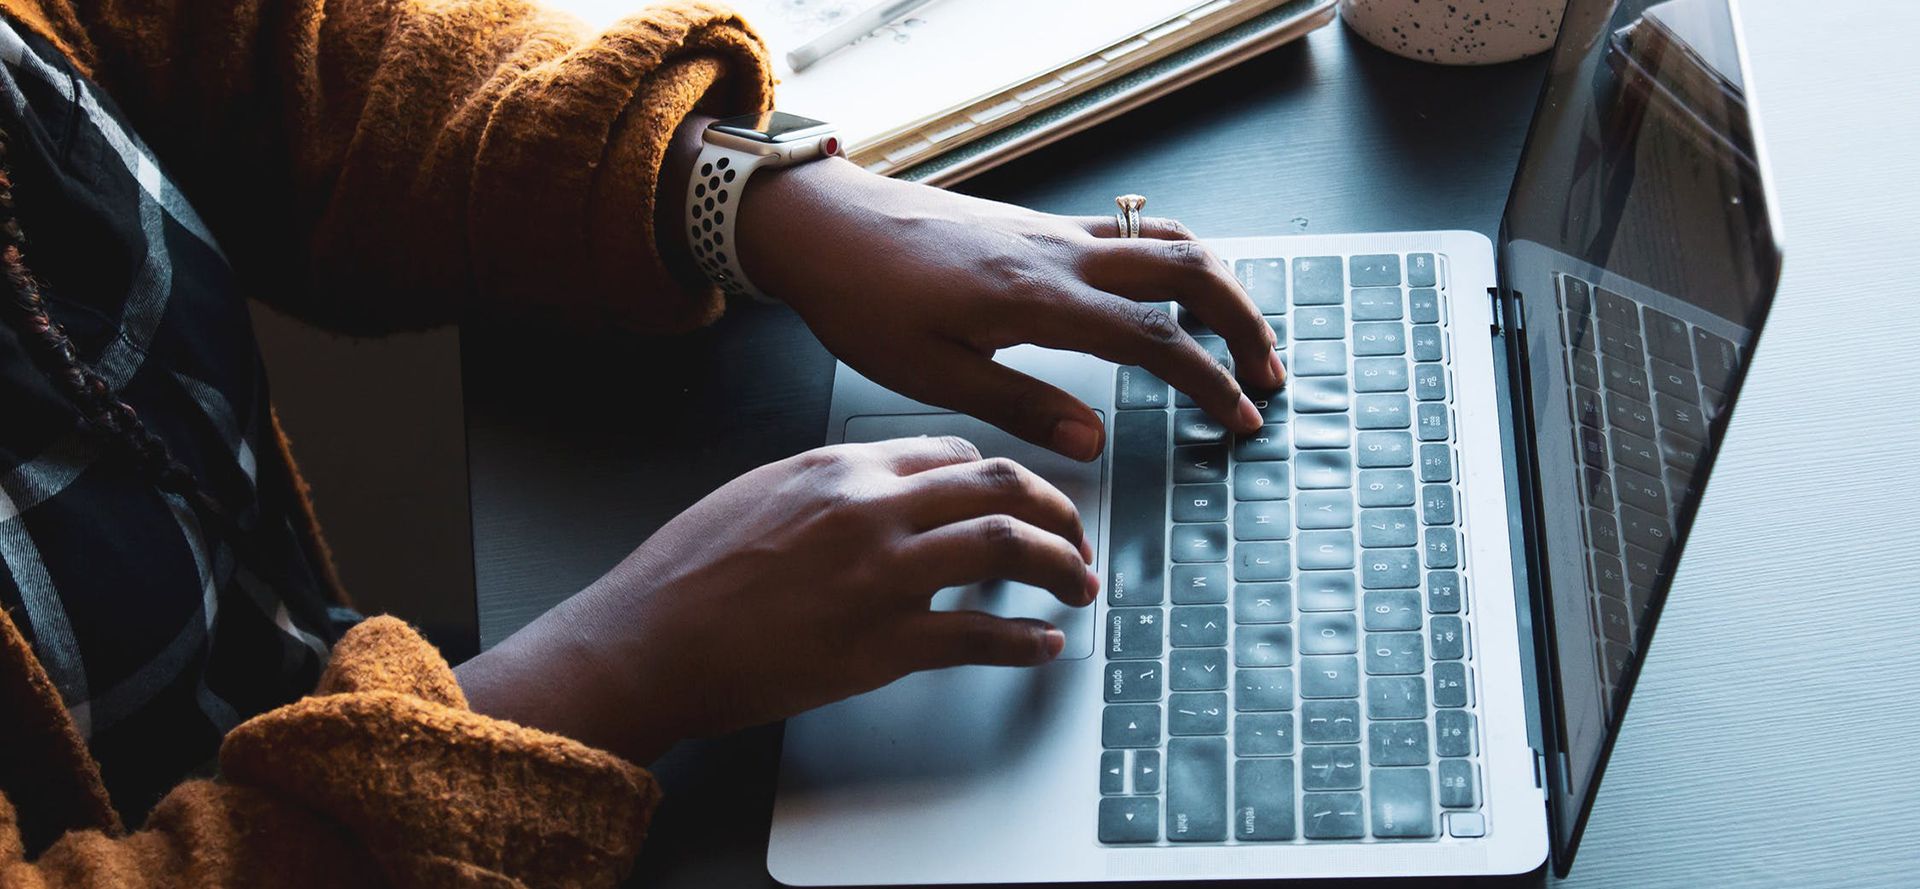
[456,436,1096,764]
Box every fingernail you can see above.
[1235,394,1263,431]
[1080,533,1095,564]
[1051,418,1103,461]
[1083,567,1101,603]
[1041,628,1066,659]
[1267,351,1288,387]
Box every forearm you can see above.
[4,0,774,335]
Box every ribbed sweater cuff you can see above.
[219,617,659,887]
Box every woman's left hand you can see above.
[736,158,1286,462]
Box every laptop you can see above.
[769,0,1782,882]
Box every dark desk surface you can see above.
[465,6,1920,886]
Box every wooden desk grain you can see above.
[464,6,1920,886]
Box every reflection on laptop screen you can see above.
[1498,0,1781,850]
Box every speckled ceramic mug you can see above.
[1341,0,1567,65]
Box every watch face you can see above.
[711,111,834,143]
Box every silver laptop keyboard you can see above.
[1097,252,1485,845]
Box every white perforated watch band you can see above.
[685,143,771,302]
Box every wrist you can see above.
[457,593,686,765]
[734,155,883,307]
[655,111,720,296]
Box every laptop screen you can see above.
[1497,0,1781,863]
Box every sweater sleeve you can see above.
[0,617,661,888]
[0,0,775,336]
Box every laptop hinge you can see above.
[1487,286,1504,335]
[1532,749,1549,800]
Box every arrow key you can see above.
[1103,704,1161,748]
[1101,751,1126,795]
[1132,750,1162,794]
[1098,796,1160,844]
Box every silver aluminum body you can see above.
[769,231,1548,885]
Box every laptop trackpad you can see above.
[842,413,1103,660]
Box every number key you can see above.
[1363,589,1422,631]
[1358,431,1414,467]
[1352,287,1403,321]
[1353,321,1406,356]
[1354,357,1410,392]
[1364,632,1424,674]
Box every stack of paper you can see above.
[552,0,1334,181]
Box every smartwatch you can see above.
[685,111,842,301]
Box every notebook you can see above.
[554,0,1337,184]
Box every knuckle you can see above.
[1143,216,1195,240]
[978,456,1026,492]
[1212,355,1240,390]
[791,445,848,473]
[979,514,1021,552]
[790,447,866,489]
[936,434,982,464]
[1164,239,1213,269]
[1135,304,1181,346]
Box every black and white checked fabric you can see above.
[0,19,343,819]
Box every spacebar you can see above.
[1107,410,1168,607]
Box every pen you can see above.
[786,0,938,73]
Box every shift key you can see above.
[1167,737,1228,842]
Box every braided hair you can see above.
[0,122,250,562]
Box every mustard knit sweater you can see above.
[0,0,774,885]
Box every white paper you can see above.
[547,0,1218,147]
